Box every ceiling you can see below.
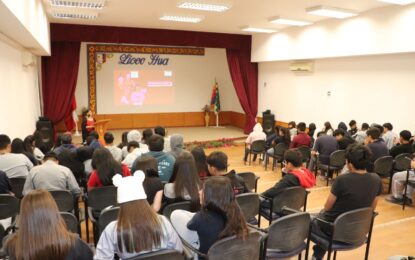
[44,0,393,35]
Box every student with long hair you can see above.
[23,135,44,161]
[323,121,334,136]
[171,176,248,254]
[87,148,131,190]
[191,146,210,179]
[94,172,183,259]
[266,127,291,156]
[11,138,38,166]
[164,151,200,211]
[4,189,92,260]
[117,131,129,149]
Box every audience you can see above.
[0,170,12,195]
[76,146,94,178]
[287,121,297,140]
[170,176,248,255]
[169,134,185,158]
[354,122,369,144]
[386,156,414,205]
[266,126,280,147]
[88,148,131,190]
[0,134,33,178]
[365,127,389,171]
[191,146,210,179]
[308,123,317,144]
[290,122,311,148]
[348,120,358,137]
[121,130,146,159]
[154,126,170,152]
[311,144,382,260]
[11,138,38,166]
[142,128,153,147]
[22,152,81,197]
[322,121,334,136]
[122,141,142,169]
[333,129,355,150]
[266,127,291,156]
[95,172,183,259]
[57,149,84,182]
[24,134,44,160]
[382,123,399,150]
[117,131,129,150]
[389,130,413,158]
[53,134,77,155]
[308,131,338,173]
[337,122,348,135]
[104,132,122,162]
[4,189,93,260]
[87,131,102,150]
[243,123,266,162]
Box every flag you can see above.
[210,81,221,113]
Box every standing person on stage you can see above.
[81,109,95,144]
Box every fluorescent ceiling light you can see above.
[269,17,313,27]
[377,0,415,5]
[160,15,203,23]
[49,0,105,9]
[241,27,277,34]
[178,2,230,12]
[307,6,358,19]
[52,12,98,19]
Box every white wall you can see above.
[258,53,415,133]
[0,34,41,139]
[75,43,243,114]
[252,4,415,62]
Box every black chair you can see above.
[162,201,192,220]
[394,153,412,172]
[402,169,415,210]
[125,249,184,260]
[316,150,346,186]
[246,140,267,165]
[9,177,26,199]
[297,146,311,166]
[50,190,75,212]
[237,172,260,192]
[310,207,377,260]
[265,143,288,171]
[236,193,261,227]
[260,186,309,225]
[85,186,118,244]
[263,211,311,260]
[61,212,80,236]
[0,194,19,232]
[374,156,394,193]
[98,206,120,238]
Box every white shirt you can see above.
[0,153,33,178]
[382,131,398,150]
[105,145,122,162]
[122,148,142,169]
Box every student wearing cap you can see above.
[94,171,183,259]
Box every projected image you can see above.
[114,70,174,106]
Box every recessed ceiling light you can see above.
[241,27,278,34]
[377,0,415,5]
[178,2,230,12]
[49,0,105,9]
[160,15,203,23]
[269,17,313,27]
[306,6,358,19]
[52,12,98,19]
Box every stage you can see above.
[72,126,247,145]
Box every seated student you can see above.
[0,134,33,178]
[266,127,291,156]
[88,148,131,190]
[104,132,122,162]
[207,151,248,195]
[170,176,248,255]
[386,156,415,205]
[261,149,316,209]
[365,127,389,171]
[134,156,164,212]
[348,120,358,137]
[266,126,280,147]
[142,128,153,147]
[169,134,185,158]
[311,144,382,260]
[24,134,44,161]
[154,126,171,152]
[0,170,12,195]
[4,189,93,260]
[382,122,399,150]
[132,135,176,182]
[290,122,311,148]
[308,131,338,173]
[95,172,183,259]
[53,134,77,155]
[86,131,102,150]
[122,141,142,169]
[11,138,38,166]
[243,123,267,162]
[164,152,200,211]
[77,146,94,178]
[58,149,85,183]
[22,152,81,197]
[354,123,369,144]
[287,121,297,141]
[333,129,355,150]
[308,123,317,145]
[191,147,210,179]
[117,131,129,149]
[322,121,334,136]
[389,130,413,158]
[121,130,148,159]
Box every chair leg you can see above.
[402,170,410,211]
[249,152,252,166]
[298,252,302,260]
[265,153,268,170]
[333,250,337,260]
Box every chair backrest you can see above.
[297,146,311,162]
[329,150,346,167]
[87,186,118,211]
[266,212,310,251]
[50,190,74,212]
[274,143,288,156]
[374,156,394,176]
[9,177,26,199]
[162,201,192,220]
[0,194,19,219]
[98,206,120,236]
[332,207,374,244]
[236,193,260,221]
[251,140,266,152]
[60,212,79,234]
[207,232,262,260]
[237,172,258,191]
[272,186,307,213]
[394,153,412,171]
[125,249,184,260]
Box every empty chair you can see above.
[316,150,346,186]
[60,212,80,236]
[9,177,26,199]
[297,146,311,166]
[125,249,184,260]
[98,206,120,238]
[310,207,376,260]
[236,193,261,227]
[237,172,260,192]
[374,156,394,193]
[162,201,192,220]
[246,140,267,166]
[260,186,309,225]
[263,212,311,259]
[265,143,288,171]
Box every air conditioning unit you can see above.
[289,61,314,72]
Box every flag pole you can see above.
[215,111,219,127]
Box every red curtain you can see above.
[41,41,80,131]
[226,49,258,134]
